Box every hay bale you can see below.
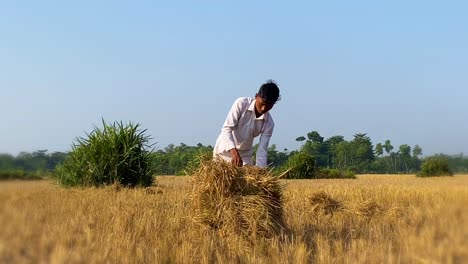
[309,192,402,219]
[350,200,402,219]
[190,159,286,238]
[309,191,344,216]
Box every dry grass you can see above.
[1,174,467,263]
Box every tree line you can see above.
[293,131,424,173]
[1,131,468,176]
[0,150,67,173]
[0,150,67,179]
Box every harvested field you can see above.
[1,174,467,263]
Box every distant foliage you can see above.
[55,120,153,187]
[149,143,213,175]
[417,157,453,177]
[0,151,67,175]
[430,153,468,173]
[315,168,356,179]
[283,152,316,179]
[5,130,468,177]
[0,169,42,181]
[183,150,214,176]
[281,152,356,179]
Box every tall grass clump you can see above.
[417,157,453,177]
[191,159,286,239]
[55,120,153,187]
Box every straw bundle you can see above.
[309,191,344,216]
[309,191,402,219]
[190,159,286,238]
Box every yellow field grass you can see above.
[1,174,467,263]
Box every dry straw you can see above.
[309,191,402,219]
[190,158,287,239]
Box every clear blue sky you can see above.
[1,1,467,156]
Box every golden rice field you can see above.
[1,174,467,263]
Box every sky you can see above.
[1,1,467,156]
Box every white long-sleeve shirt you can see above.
[213,97,274,167]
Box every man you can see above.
[213,80,281,167]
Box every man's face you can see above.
[255,94,275,116]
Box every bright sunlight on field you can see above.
[1,175,467,263]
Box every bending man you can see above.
[213,80,281,167]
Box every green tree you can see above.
[333,141,352,170]
[375,143,383,157]
[301,131,328,167]
[295,136,306,142]
[383,140,393,155]
[324,135,345,168]
[48,152,68,170]
[0,154,15,170]
[307,131,324,143]
[267,144,289,168]
[325,135,345,146]
[149,150,171,175]
[412,145,422,158]
[398,144,411,172]
[383,140,395,172]
[150,143,213,175]
[348,133,375,172]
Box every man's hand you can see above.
[229,148,243,167]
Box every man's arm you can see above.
[255,117,274,167]
[219,98,246,166]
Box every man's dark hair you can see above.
[257,79,281,104]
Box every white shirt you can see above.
[213,97,274,167]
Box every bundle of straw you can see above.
[309,191,402,219]
[190,159,286,238]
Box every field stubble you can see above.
[1,174,467,263]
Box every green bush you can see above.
[283,152,316,179]
[315,168,356,179]
[277,152,356,179]
[55,120,154,187]
[0,169,42,180]
[417,157,453,177]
